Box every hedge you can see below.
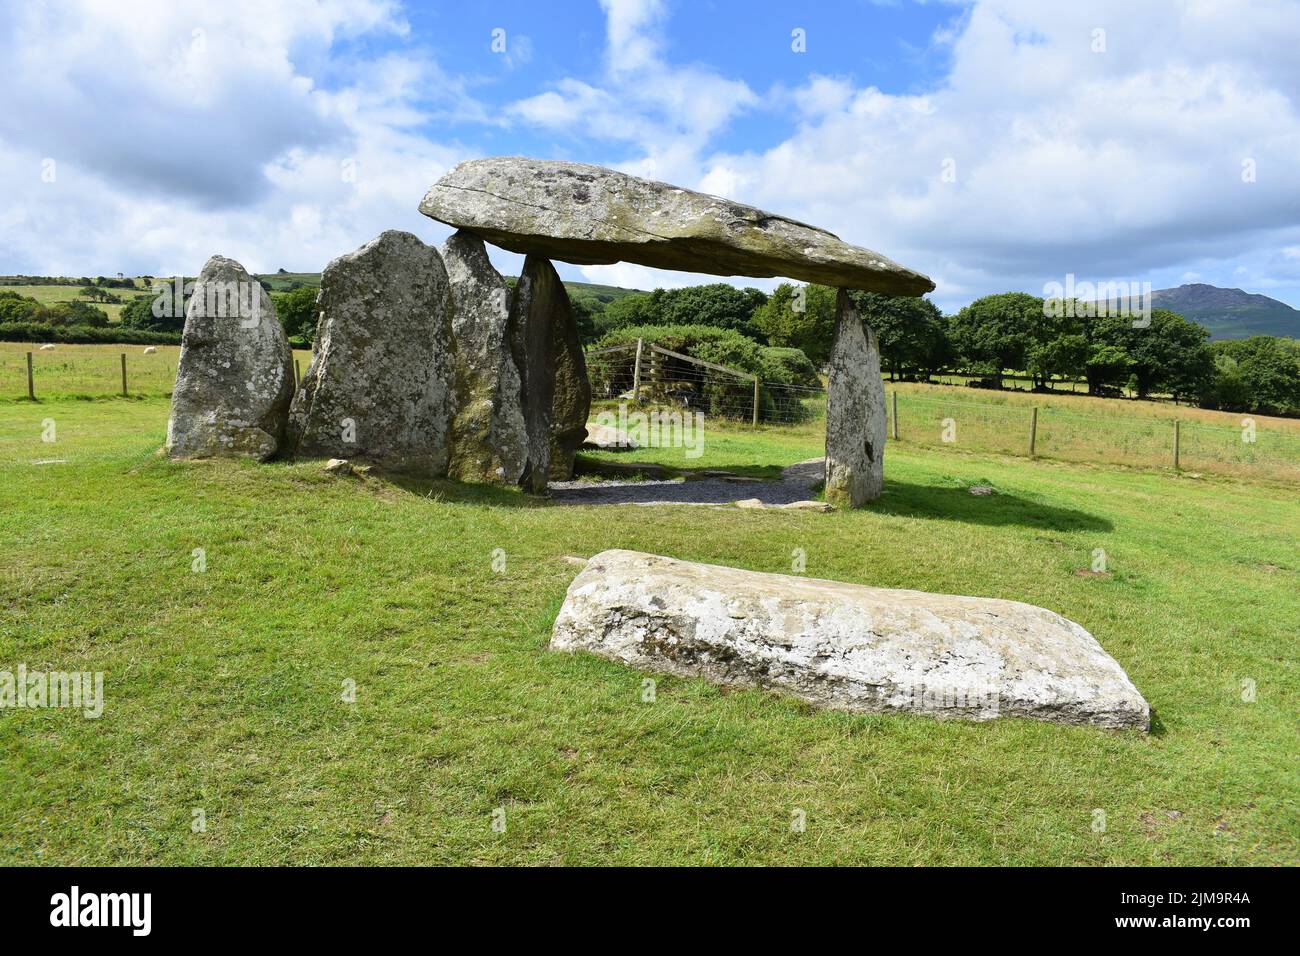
[0,322,182,345]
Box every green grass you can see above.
[0,397,1296,865]
[1,342,314,401]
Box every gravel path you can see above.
[548,458,825,507]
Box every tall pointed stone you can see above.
[167,255,293,461]
[548,277,592,481]
[441,230,528,484]
[825,288,886,507]
[287,230,453,475]
[508,255,591,490]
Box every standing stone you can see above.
[441,230,528,484]
[508,255,591,490]
[825,289,886,506]
[166,255,293,461]
[548,274,592,481]
[287,230,453,475]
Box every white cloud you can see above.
[3,0,1300,313]
[511,0,1300,308]
[507,0,757,187]
[0,0,470,276]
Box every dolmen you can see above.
[551,550,1151,731]
[167,156,936,503]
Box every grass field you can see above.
[1,342,314,401]
[0,283,152,324]
[5,343,1299,485]
[0,395,1296,865]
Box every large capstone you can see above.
[441,230,529,484]
[166,255,293,461]
[287,230,453,474]
[551,550,1151,731]
[508,254,591,489]
[420,157,934,296]
[825,289,886,507]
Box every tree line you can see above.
[5,274,1297,417]
[578,282,1300,417]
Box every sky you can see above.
[2,0,1299,312]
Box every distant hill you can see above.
[1151,284,1300,340]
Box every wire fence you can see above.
[5,341,1296,482]
[2,343,312,400]
[585,340,1300,483]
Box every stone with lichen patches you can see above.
[441,230,529,484]
[419,157,933,295]
[825,289,886,507]
[551,550,1150,731]
[166,255,293,461]
[287,230,453,475]
[508,254,591,489]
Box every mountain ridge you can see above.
[1151,283,1299,340]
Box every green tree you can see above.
[120,287,186,333]
[0,291,43,324]
[850,291,949,380]
[947,292,1045,387]
[655,283,768,339]
[274,285,321,344]
[1233,336,1300,414]
[1081,314,1132,396]
[1121,309,1215,401]
[43,300,109,327]
[751,283,837,365]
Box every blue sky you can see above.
[3,0,1300,312]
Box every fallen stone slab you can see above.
[419,157,934,295]
[550,550,1149,731]
[583,422,639,450]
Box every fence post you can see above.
[27,351,35,400]
[294,359,301,388]
[1173,420,1181,470]
[752,378,760,427]
[1028,406,1038,457]
[632,338,643,403]
[891,390,899,440]
[120,353,128,397]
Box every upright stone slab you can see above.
[552,550,1151,731]
[825,289,886,506]
[287,230,453,475]
[548,276,592,481]
[508,255,591,490]
[441,230,528,484]
[166,255,293,461]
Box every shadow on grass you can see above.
[874,480,1113,533]
[369,472,549,508]
[355,460,1111,532]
